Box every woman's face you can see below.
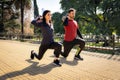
[45,12,51,21]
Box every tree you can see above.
[101,0,120,35]
[33,0,39,18]
[60,0,120,35]
[0,0,13,32]
[60,0,102,34]
[52,12,64,34]
[4,20,20,34]
[14,0,31,35]
[33,0,40,34]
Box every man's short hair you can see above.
[68,8,76,13]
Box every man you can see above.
[61,8,85,60]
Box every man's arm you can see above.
[77,29,83,39]
[62,17,68,26]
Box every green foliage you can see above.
[33,0,40,34]
[52,12,64,34]
[14,0,31,10]
[60,0,120,35]
[4,20,20,28]
[0,0,20,32]
[102,0,120,35]
[0,0,32,35]
[33,0,39,18]
[4,19,20,34]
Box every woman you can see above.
[31,10,62,66]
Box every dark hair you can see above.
[68,8,76,13]
[42,10,51,24]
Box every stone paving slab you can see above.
[0,40,120,80]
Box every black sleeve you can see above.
[77,29,83,39]
[31,20,42,27]
[63,17,68,26]
[31,20,38,26]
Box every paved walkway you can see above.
[0,40,120,80]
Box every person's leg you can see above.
[49,42,62,58]
[62,41,74,58]
[49,42,62,66]
[75,38,85,54]
[31,45,48,60]
[74,39,85,60]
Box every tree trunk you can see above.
[21,0,24,39]
[0,1,4,32]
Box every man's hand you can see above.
[62,16,66,22]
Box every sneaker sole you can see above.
[74,57,83,60]
[53,63,62,67]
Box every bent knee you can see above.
[57,44,62,49]
[38,56,42,60]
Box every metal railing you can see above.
[0,33,120,54]
[83,34,120,54]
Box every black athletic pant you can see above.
[63,38,85,57]
[34,42,62,60]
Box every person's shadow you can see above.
[50,54,81,66]
[0,59,56,80]
[60,57,79,66]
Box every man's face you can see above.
[68,11,75,19]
